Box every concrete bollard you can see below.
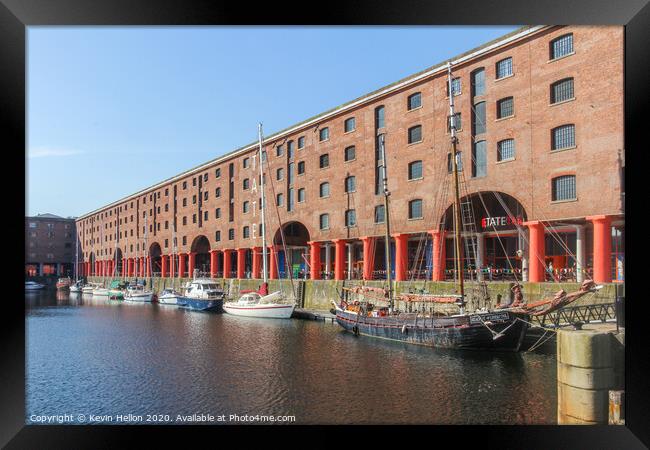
[557,326,624,424]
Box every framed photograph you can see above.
[5,0,647,446]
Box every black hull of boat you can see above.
[335,310,530,351]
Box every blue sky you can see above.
[27,26,519,218]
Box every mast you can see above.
[258,123,268,284]
[447,62,466,313]
[74,227,79,282]
[379,133,394,311]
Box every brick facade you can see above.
[76,26,625,283]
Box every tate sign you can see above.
[481,215,523,229]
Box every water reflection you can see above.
[27,291,557,425]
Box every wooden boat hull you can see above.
[335,309,530,351]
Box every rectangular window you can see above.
[497,97,514,119]
[287,188,294,212]
[552,124,576,150]
[276,145,283,157]
[446,78,461,97]
[215,208,221,218]
[215,230,221,241]
[408,161,423,180]
[298,188,306,203]
[345,209,356,227]
[375,106,385,129]
[550,34,573,60]
[277,168,284,180]
[344,117,355,133]
[297,161,305,175]
[243,157,250,168]
[407,92,421,110]
[229,229,234,240]
[276,193,284,207]
[204,211,208,221]
[408,199,423,219]
[319,127,329,141]
[297,136,305,149]
[344,146,355,162]
[447,113,461,132]
[287,141,295,159]
[497,139,515,161]
[215,187,221,197]
[319,213,329,230]
[552,175,576,201]
[472,101,486,134]
[408,125,422,144]
[319,182,330,198]
[447,152,463,173]
[345,176,356,193]
[319,154,329,169]
[472,140,487,178]
[215,168,221,178]
[374,205,385,224]
[243,226,250,239]
[496,57,513,79]
[551,78,574,103]
[471,68,485,96]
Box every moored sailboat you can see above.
[223,123,296,319]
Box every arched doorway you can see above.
[273,221,310,278]
[190,235,211,276]
[149,243,162,276]
[440,191,528,279]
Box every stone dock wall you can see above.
[86,277,620,312]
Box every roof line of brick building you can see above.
[78,24,547,220]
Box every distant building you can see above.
[25,214,78,277]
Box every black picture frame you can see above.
[3,0,648,446]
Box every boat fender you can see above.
[401,324,407,334]
[352,325,359,336]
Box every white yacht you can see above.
[158,288,181,305]
[123,283,154,302]
[223,287,295,318]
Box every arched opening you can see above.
[149,243,162,276]
[190,235,211,276]
[273,221,310,278]
[440,191,528,280]
[114,248,123,276]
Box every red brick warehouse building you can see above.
[76,25,625,285]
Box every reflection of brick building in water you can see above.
[25,214,77,277]
[76,25,624,285]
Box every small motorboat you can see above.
[92,285,110,297]
[176,279,224,312]
[159,288,182,305]
[223,285,295,319]
[56,277,72,290]
[108,280,127,300]
[123,283,154,302]
[69,280,84,293]
[81,283,97,295]
[25,281,45,291]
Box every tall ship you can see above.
[332,62,601,351]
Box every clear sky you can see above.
[27,25,519,218]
